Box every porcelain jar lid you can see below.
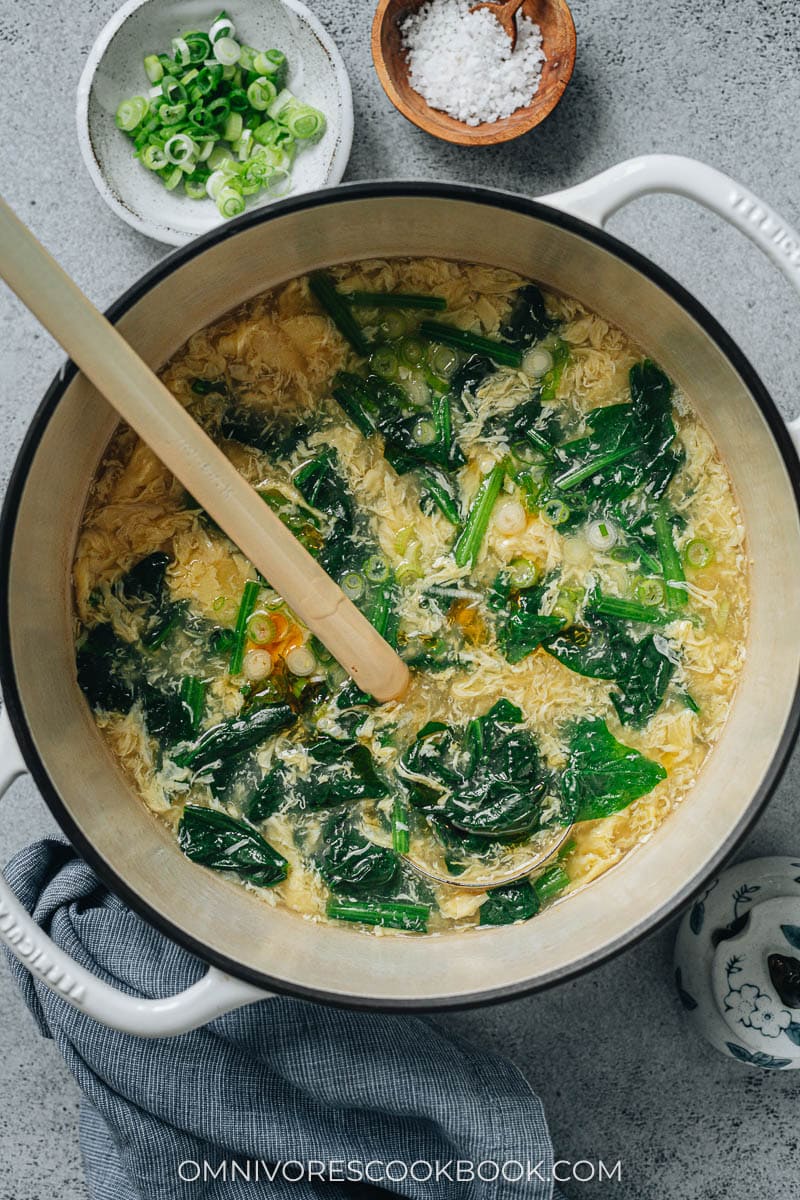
[674,856,800,1070]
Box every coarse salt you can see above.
[400,0,545,126]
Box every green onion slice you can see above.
[161,76,188,104]
[213,35,241,66]
[143,55,164,84]
[542,497,571,527]
[341,571,366,601]
[159,101,188,125]
[217,186,245,218]
[399,336,427,367]
[161,165,183,191]
[370,346,400,379]
[247,76,278,111]
[141,144,168,170]
[115,96,148,132]
[684,538,715,569]
[184,175,209,199]
[223,111,243,142]
[285,103,325,140]
[209,14,235,42]
[634,577,666,607]
[364,555,390,583]
[165,133,196,164]
[172,36,191,66]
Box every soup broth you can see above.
[73,258,748,934]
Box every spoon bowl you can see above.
[372,0,576,146]
[403,822,574,891]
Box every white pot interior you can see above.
[6,191,800,1005]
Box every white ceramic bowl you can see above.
[77,0,353,245]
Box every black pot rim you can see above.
[2,180,799,1013]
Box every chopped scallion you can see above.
[654,502,688,609]
[229,580,260,674]
[309,272,370,356]
[115,95,149,132]
[346,291,447,311]
[684,538,714,569]
[113,11,326,218]
[143,55,164,84]
[326,898,429,933]
[453,464,504,568]
[392,798,410,854]
[419,320,523,369]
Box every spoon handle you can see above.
[0,197,409,702]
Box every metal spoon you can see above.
[402,806,573,892]
[402,821,573,891]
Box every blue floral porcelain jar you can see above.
[674,857,800,1070]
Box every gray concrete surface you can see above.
[1,0,798,1196]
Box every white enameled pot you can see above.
[2,155,800,1035]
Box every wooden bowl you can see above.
[371,0,576,146]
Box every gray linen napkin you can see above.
[3,839,565,1200]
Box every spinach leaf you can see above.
[259,489,324,557]
[400,700,546,841]
[400,721,462,808]
[500,284,555,350]
[417,466,461,525]
[210,627,237,657]
[400,633,463,673]
[478,861,572,927]
[552,360,680,506]
[479,881,540,926]
[294,449,358,578]
[208,753,264,805]
[449,354,495,405]
[331,370,466,528]
[482,342,568,452]
[140,681,193,745]
[445,778,546,839]
[561,718,666,823]
[295,736,388,808]
[377,386,465,476]
[219,404,311,460]
[178,804,288,887]
[610,635,675,729]
[332,371,466,477]
[490,573,565,664]
[174,703,297,771]
[484,393,562,451]
[544,614,634,680]
[191,377,230,397]
[317,812,399,896]
[246,767,286,823]
[249,733,387,820]
[330,370,379,438]
[76,624,137,713]
[122,551,170,604]
[428,817,499,876]
[121,552,184,648]
[545,617,675,727]
[77,616,201,737]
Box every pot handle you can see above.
[0,703,270,1037]
[540,154,800,452]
